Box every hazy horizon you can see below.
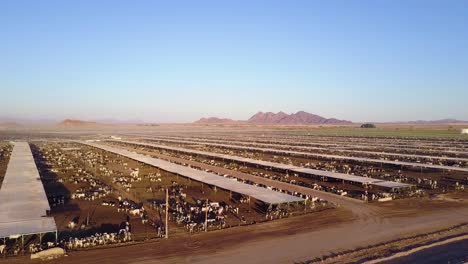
[2,1,467,123]
[1,111,468,125]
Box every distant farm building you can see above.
[361,123,376,128]
[462,129,468,134]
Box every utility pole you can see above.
[165,188,169,239]
[205,198,209,232]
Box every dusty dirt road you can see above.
[8,200,461,264]
[138,204,468,264]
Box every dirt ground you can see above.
[307,223,468,263]
[1,198,467,264]
[0,207,353,264]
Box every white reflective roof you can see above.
[138,137,468,172]
[142,136,468,163]
[112,140,412,189]
[80,142,304,204]
[0,142,57,238]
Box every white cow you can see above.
[129,208,141,216]
[68,221,77,229]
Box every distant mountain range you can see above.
[383,119,468,124]
[0,122,20,127]
[194,111,352,125]
[248,111,352,124]
[1,116,466,126]
[194,117,242,124]
[57,119,110,127]
[194,112,468,125]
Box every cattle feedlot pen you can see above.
[0,142,57,241]
[78,141,304,205]
[109,139,413,191]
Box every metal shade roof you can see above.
[80,142,304,204]
[110,140,413,189]
[0,142,57,238]
[142,136,468,163]
[137,137,468,172]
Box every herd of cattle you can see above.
[124,146,398,201]
[1,132,467,258]
[198,145,468,189]
[140,140,467,198]
[2,228,133,257]
[0,142,314,258]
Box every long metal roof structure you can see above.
[80,141,303,204]
[177,133,468,148]
[108,140,413,189]
[133,137,468,172]
[138,136,468,163]
[0,142,57,238]
[126,133,468,156]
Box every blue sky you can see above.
[1,0,467,123]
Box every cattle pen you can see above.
[132,137,468,172]
[131,135,468,163]
[79,141,304,206]
[106,140,413,192]
[0,142,57,256]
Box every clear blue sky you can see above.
[1,0,467,123]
